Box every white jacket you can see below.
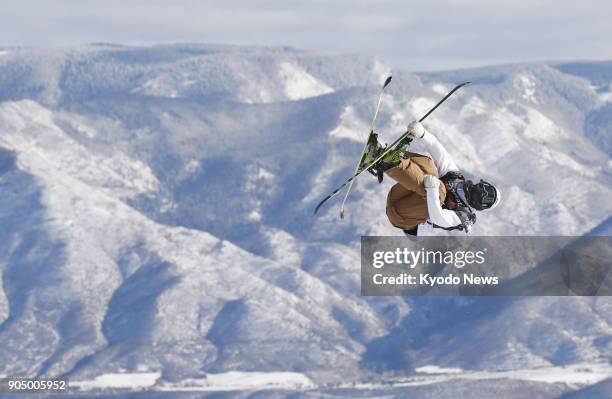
[417,131,463,229]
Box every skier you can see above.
[361,121,500,236]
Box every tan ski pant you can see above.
[385,154,447,230]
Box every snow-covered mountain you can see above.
[0,44,610,396]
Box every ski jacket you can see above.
[419,131,459,177]
[418,132,475,232]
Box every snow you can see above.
[409,96,437,120]
[514,74,539,103]
[262,227,304,266]
[432,83,448,95]
[184,159,200,173]
[135,75,180,98]
[0,100,161,200]
[244,165,276,222]
[329,105,369,142]
[72,371,313,392]
[0,96,379,381]
[522,107,568,141]
[371,60,392,83]
[248,210,262,222]
[601,91,612,102]
[279,61,334,100]
[241,88,274,104]
[73,372,161,391]
[588,83,612,103]
[350,362,612,391]
[463,362,612,388]
[64,363,612,392]
[159,371,314,391]
[301,149,350,204]
[459,96,488,118]
[416,365,464,374]
[257,167,274,180]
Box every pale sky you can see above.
[1,0,611,71]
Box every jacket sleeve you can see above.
[426,187,462,228]
[420,131,459,177]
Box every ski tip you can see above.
[313,196,329,216]
[383,76,392,88]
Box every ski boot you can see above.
[381,134,413,165]
[359,133,385,183]
[360,132,412,183]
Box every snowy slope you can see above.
[0,99,388,380]
[0,44,610,395]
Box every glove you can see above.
[406,120,426,139]
[423,175,440,189]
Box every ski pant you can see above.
[385,154,447,231]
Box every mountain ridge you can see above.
[0,44,610,395]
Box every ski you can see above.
[313,81,470,217]
[339,75,392,219]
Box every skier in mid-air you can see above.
[313,79,500,235]
[361,120,500,236]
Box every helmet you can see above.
[465,179,500,211]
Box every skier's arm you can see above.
[407,121,459,176]
[424,176,462,228]
[421,131,459,177]
[426,188,462,227]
